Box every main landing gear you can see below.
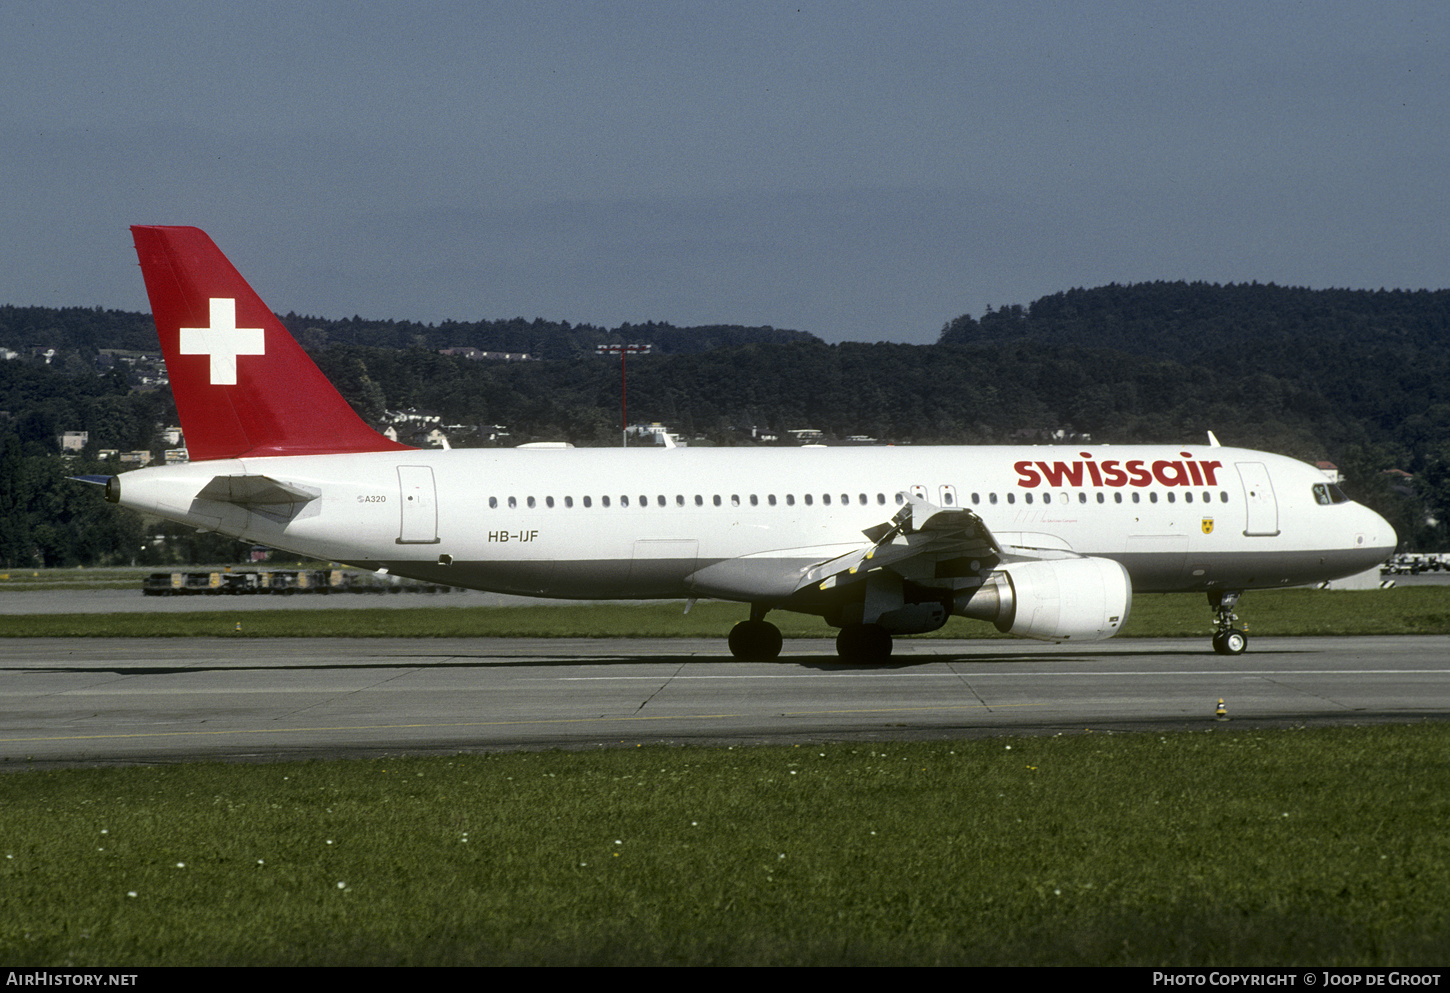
[835,623,893,663]
[1209,590,1248,655]
[726,612,897,663]
[728,604,782,661]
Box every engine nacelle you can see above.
[953,557,1132,642]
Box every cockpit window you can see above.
[1313,483,1351,505]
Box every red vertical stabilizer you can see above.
[131,225,412,461]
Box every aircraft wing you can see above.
[800,492,1003,593]
[686,492,1010,602]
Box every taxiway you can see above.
[3,635,1447,767]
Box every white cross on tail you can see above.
[179,298,265,385]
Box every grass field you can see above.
[3,724,1448,966]
[5,585,1450,640]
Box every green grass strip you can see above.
[5,586,1450,638]
[3,724,1448,966]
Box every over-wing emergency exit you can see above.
[86,226,1397,661]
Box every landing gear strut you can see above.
[728,604,782,661]
[1209,590,1248,655]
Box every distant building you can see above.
[440,347,536,362]
[59,430,88,452]
[626,422,684,447]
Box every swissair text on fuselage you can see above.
[1015,453,1224,489]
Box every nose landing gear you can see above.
[1209,590,1248,655]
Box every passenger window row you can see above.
[483,489,1233,510]
[972,490,1231,506]
[487,492,903,510]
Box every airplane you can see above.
[83,226,1398,662]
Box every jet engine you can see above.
[954,557,1131,642]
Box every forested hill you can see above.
[277,314,816,358]
[0,304,816,358]
[940,282,1450,362]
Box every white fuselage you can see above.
[114,444,1395,602]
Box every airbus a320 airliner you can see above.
[86,226,1397,661]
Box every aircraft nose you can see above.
[1352,504,1397,567]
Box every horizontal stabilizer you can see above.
[196,474,321,507]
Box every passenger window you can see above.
[787,494,795,506]
[508,496,517,509]
[768,494,777,506]
[732,495,741,507]
[713,495,722,506]
[750,494,759,506]
[583,496,592,508]
[545,496,554,508]
[489,496,497,509]
[695,495,703,506]
[805,494,814,506]
[602,496,610,508]
[989,493,998,505]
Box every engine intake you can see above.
[954,557,1131,642]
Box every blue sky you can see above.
[3,1,1447,343]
